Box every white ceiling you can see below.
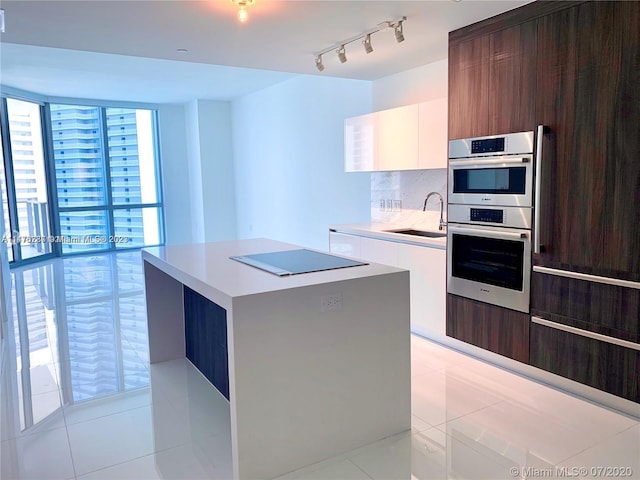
[0,0,531,103]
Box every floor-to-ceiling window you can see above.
[1,98,54,263]
[0,129,13,262]
[1,95,164,264]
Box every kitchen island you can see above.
[142,238,411,479]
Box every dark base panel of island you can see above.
[184,286,230,400]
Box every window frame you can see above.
[0,89,165,264]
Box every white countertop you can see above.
[142,238,406,300]
[330,222,447,250]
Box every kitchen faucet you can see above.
[423,192,447,231]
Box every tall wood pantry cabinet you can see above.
[447,1,640,403]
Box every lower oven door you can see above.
[447,223,531,313]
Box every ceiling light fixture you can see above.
[337,45,347,63]
[313,16,406,71]
[232,0,255,23]
[363,34,373,54]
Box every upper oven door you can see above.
[447,223,531,313]
[448,155,533,207]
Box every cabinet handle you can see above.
[532,266,640,290]
[448,225,528,240]
[531,316,640,351]
[449,157,531,166]
[534,125,545,254]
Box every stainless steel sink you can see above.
[384,229,447,238]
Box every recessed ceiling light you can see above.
[176,48,188,53]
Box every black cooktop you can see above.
[230,249,367,276]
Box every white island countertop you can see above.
[330,222,447,250]
[142,237,407,308]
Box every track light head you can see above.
[394,20,405,43]
[363,34,373,54]
[337,45,347,63]
[313,16,406,70]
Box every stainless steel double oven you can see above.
[447,131,534,313]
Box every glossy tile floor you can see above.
[1,251,639,480]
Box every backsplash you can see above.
[370,169,447,230]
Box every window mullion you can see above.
[0,98,22,262]
[42,102,63,257]
[151,111,166,245]
[100,108,116,251]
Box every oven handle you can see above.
[449,157,531,167]
[534,125,545,254]
[448,225,529,241]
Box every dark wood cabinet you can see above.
[534,1,640,282]
[530,321,639,403]
[530,270,640,401]
[449,18,538,139]
[488,21,537,135]
[448,35,490,139]
[446,294,530,363]
[184,286,229,400]
[447,1,640,403]
[531,271,640,345]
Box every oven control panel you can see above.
[448,204,532,229]
[470,208,504,224]
[471,137,505,155]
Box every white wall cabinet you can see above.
[344,99,447,172]
[418,98,448,170]
[329,231,446,338]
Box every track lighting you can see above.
[394,20,405,43]
[363,34,373,54]
[337,45,347,63]
[313,16,406,71]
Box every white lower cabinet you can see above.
[329,231,446,337]
[329,231,362,258]
[397,243,446,338]
[360,236,398,266]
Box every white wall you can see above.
[372,59,448,110]
[185,101,206,243]
[157,104,193,245]
[185,100,237,243]
[232,75,372,250]
[158,100,237,245]
[159,60,448,248]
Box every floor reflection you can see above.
[1,251,638,480]
[5,250,148,436]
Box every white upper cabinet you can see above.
[418,98,448,169]
[345,99,447,172]
[375,104,420,171]
[344,112,377,172]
